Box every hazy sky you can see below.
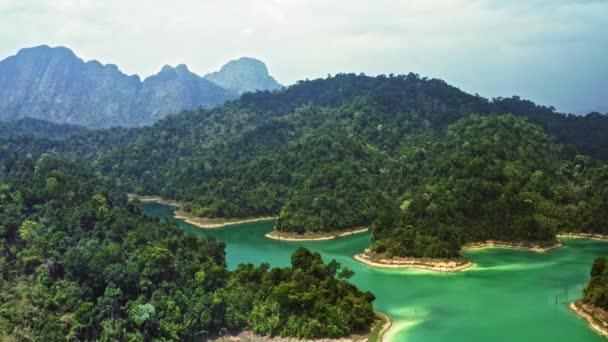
[0,0,606,113]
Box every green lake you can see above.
[142,202,607,341]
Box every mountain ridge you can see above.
[0,45,281,128]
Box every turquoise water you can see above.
[142,202,607,341]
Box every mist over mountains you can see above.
[0,45,281,128]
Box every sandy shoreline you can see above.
[371,312,392,342]
[462,240,563,253]
[209,311,392,342]
[354,250,474,273]
[265,228,369,242]
[354,240,563,273]
[558,233,608,242]
[128,193,275,229]
[570,301,608,337]
[174,210,276,229]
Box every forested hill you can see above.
[371,115,608,258]
[94,73,608,178]
[0,151,375,340]
[2,73,608,258]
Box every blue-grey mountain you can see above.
[0,46,281,128]
[204,57,282,94]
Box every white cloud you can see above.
[0,0,605,113]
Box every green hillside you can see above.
[2,73,607,258]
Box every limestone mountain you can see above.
[204,57,282,94]
[0,45,239,128]
[136,64,236,124]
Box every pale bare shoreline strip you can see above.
[264,228,369,242]
[128,193,276,229]
[558,233,608,242]
[175,211,276,229]
[354,252,474,273]
[354,240,563,273]
[462,240,563,253]
[570,301,608,338]
[374,312,392,342]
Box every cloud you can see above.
[0,0,605,113]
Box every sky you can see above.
[0,0,606,114]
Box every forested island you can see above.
[0,151,380,340]
[3,73,607,269]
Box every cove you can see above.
[142,202,608,341]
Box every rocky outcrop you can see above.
[204,57,282,94]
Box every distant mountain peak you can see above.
[157,64,194,77]
[222,57,269,74]
[204,57,282,94]
[0,45,238,128]
[175,63,189,72]
[160,64,174,73]
[16,45,77,59]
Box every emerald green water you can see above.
[143,202,607,341]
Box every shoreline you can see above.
[174,210,276,229]
[354,249,474,273]
[265,228,369,242]
[128,193,276,229]
[570,301,608,337]
[462,240,563,253]
[372,312,393,342]
[354,239,562,273]
[558,233,608,242]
